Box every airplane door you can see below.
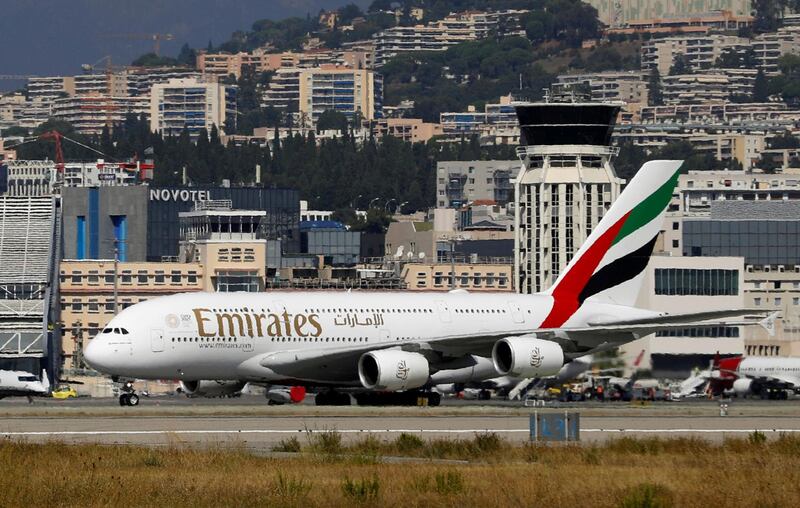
[435,300,452,323]
[151,329,164,352]
[507,301,524,323]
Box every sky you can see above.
[0,0,370,91]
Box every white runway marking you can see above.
[3,428,800,437]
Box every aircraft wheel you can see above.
[335,392,351,406]
[119,394,129,406]
[428,392,441,407]
[127,394,140,406]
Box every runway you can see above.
[3,397,800,447]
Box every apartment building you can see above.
[52,95,150,135]
[588,0,751,27]
[198,49,376,79]
[556,71,649,106]
[751,26,800,72]
[263,66,382,126]
[662,69,756,105]
[642,34,747,75]
[59,260,204,370]
[640,102,800,125]
[436,160,520,208]
[607,9,753,36]
[375,118,443,143]
[27,76,75,102]
[149,78,237,138]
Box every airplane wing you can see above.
[258,308,768,382]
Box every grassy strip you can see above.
[2,432,799,507]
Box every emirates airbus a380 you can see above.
[85,160,769,406]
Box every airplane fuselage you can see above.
[87,290,656,385]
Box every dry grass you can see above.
[2,433,800,507]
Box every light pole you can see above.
[351,194,362,210]
[369,197,381,209]
[384,198,397,213]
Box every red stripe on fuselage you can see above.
[541,211,631,328]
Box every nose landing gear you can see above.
[118,381,140,407]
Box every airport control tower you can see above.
[513,88,624,294]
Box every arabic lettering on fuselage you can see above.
[332,312,385,328]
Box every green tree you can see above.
[647,67,663,106]
[131,53,179,67]
[176,43,196,66]
[316,110,349,133]
[669,53,691,75]
[753,69,770,102]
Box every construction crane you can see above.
[103,32,175,56]
[6,131,107,172]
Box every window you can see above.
[775,297,782,306]
[754,297,762,306]
[672,240,679,248]
[154,271,165,284]
[654,268,738,296]
[171,271,182,284]
[793,297,799,306]
[188,271,198,284]
[672,222,679,230]
[138,272,148,284]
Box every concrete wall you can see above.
[61,186,148,262]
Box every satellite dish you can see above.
[406,252,413,259]
[418,252,425,259]
[395,246,404,259]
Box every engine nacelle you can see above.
[492,337,564,378]
[179,380,245,398]
[358,350,429,391]
[732,378,753,396]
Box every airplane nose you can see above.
[83,336,109,372]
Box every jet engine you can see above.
[732,378,753,396]
[358,350,429,391]
[179,380,245,398]
[492,337,564,378]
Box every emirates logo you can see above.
[530,347,543,368]
[396,360,410,380]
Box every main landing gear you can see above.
[117,380,140,407]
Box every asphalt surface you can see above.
[2,396,800,447]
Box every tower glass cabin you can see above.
[513,92,624,294]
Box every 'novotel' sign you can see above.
[150,189,211,202]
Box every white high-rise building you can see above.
[149,78,237,139]
[513,93,624,294]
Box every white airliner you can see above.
[0,369,50,402]
[672,353,800,400]
[85,160,768,406]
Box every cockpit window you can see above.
[113,328,121,333]
[120,328,129,335]
[102,328,112,334]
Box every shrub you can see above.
[434,471,464,495]
[273,472,311,500]
[618,483,674,508]
[341,476,380,502]
[393,433,424,454]
[473,432,504,453]
[310,431,343,455]
[272,437,301,453]
[142,453,163,467]
[748,431,767,446]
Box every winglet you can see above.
[760,311,779,337]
